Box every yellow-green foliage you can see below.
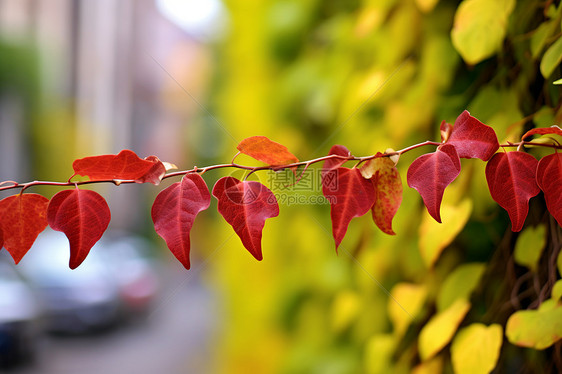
[206,1,562,372]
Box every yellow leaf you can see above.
[451,0,515,64]
[451,323,502,374]
[331,290,360,332]
[418,299,471,360]
[388,283,427,336]
[506,300,562,349]
[415,0,439,13]
[365,334,396,374]
[437,263,485,311]
[412,355,443,374]
[419,198,473,268]
[514,224,546,271]
[552,279,562,302]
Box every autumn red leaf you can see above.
[212,177,279,260]
[407,144,461,223]
[322,167,375,249]
[536,153,562,227]
[323,145,351,173]
[71,149,166,185]
[521,125,562,140]
[485,152,540,232]
[237,136,299,166]
[445,110,499,161]
[0,194,49,264]
[151,174,211,269]
[47,189,111,269]
[361,157,403,235]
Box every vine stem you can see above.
[0,140,560,192]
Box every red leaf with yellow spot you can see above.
[536,153,562,227]
[407,144,461,223]
[0,194,49,264]
[485,152,540,232]
[445,110,499,161]
[237,136,299,166]
[322,167,375,249]
[151,174,211,269]
[72,150,166,185]
[361,157,403,235]
[212,177,279,260]
[47,189,111,269]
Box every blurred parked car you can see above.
[18,229,161,334]
[0,259,42,368]
[18,230,122,334]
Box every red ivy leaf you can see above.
[47,189,111,269]
[363,158,403,235]
[536,153,562,227]
[72,150,166,185]
[323,145,351,173]
[237,136,299,166]
[0,194,49,264]
[151,174,211,269]
[322,167,375,249]
[212,177,279,260]
[485,152,540,232]
[407,144,461,223]
[445,110,499,161]
[522,126,562,140]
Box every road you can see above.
[10,266,217,374]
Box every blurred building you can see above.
[0,0,218,229]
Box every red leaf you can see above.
[522,126,562,140]
[440,120,453,143]
[322,167,375,249]
[364,158,403,235]
[0,194,49,264]
[536,153,562,227]
[212,177,279,260]
[485,152,540,232]
[237,136,299,166]
[151,174,211,269]
[72,150,166,185]
[47,189,111,269]
[323,145,351,173]
[407,144,461,223]
[445,110,499,161]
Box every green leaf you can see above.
[451,323,503,374]
[554,78,562,85]
[418,299,471,360]
[419,198,472,268]
[506,299,562,349]
[437,263,485,311]
[530,20,556,58]
[388,283,427,336]
[514,224,546,271]
[558,250,562,276]
[365,334,396,374]
[541,36,562,78]
[451,0,515,64]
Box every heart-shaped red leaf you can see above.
[323,145,351,173]
[322,167,375,249]
[237,136,299,166]
[212,177,279,260]
[536,153,562,227]
[522,126,562,140]
[47,189,111,269]
[72,150,166,185]
[362,157,403,235]
[0,194,49,263]
[151,174,211,269]
[407,144,461,223]
[445,110,499,161]
[485,152,540,232]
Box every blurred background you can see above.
[0,0,560,373]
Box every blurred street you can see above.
[10,266,216,374]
